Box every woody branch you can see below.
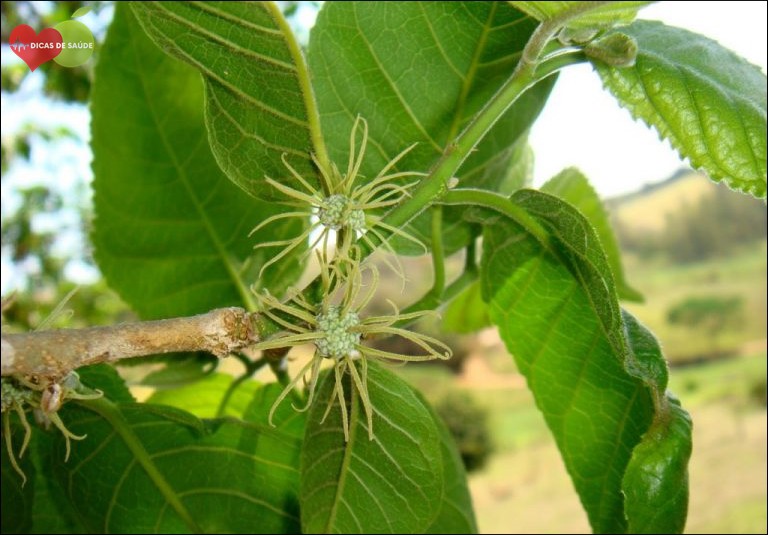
[1,307,258,378]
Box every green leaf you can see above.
[541,168,642,301]
[511,1,653,29]
[92,4,303,319]
[147,373,259,418]
[78,363,135,403]
[309,1,556,254]
[594,21,767,199]
[481,189,690,533]
[130,1,324,201]
[51,400,302,534]
[242,382,307,441]
[623,399,691,534]
[140,354,217,389]
[621,310,669,396]
[511,189,627,355]
[442,281,491,334]
[71,6,91,18]
[30,431,85,534]
[300,362,444,534]
[421,395,478,534]
[1,423,34,534]
[621,312,691,534]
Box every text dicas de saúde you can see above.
[26,42,93,49]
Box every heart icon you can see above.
[9,25,63,71]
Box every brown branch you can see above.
[1,307,258,378]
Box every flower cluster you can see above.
[254,262,451,440]
[251,115,426,281]
[250,116,452,440]
[1,372,102,484]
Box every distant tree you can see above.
[667,295,744,350]
[435,391,493,472]
[663,187,766,262]
[615,183,767,262]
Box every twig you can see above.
[1,307,258,378]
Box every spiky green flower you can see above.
[315,305,361,358]
[252,263,451,441]
[251,115,426,281]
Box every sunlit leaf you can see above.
[92,4,303,319]
[309,2,555,254]
[542,168,642,301]
[147,373,259,419]
[51,401,301,533]
[131,1,323,201]
[595,21,767,199]
[511,1,652,29]
[481,189,691,533]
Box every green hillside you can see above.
[607,169,766,362]
[608,170,718,233]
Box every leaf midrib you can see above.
[323,383,360,532]
[351,2,441,152]
[81,399,201,533]
[264,1,331,172]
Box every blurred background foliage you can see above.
[1,2,765,533]
[435,390,494,473]
[2,1,134,334]
[611,169,767,264]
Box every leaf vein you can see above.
[351,3,441,151]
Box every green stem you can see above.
[379,49,586,235]
[78,397,202,533]
[265,2,331,179]
[257,35,586,337]
[444,268,478,303]
[400,186,571,317]
[518,0,614,66]
[401,267,477,319]
[332,46,583,321]
[402,225,477,318]
[232,351,253,369]
[440,188,553,252]
[429,205,445,300]
[216,356,267,417]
